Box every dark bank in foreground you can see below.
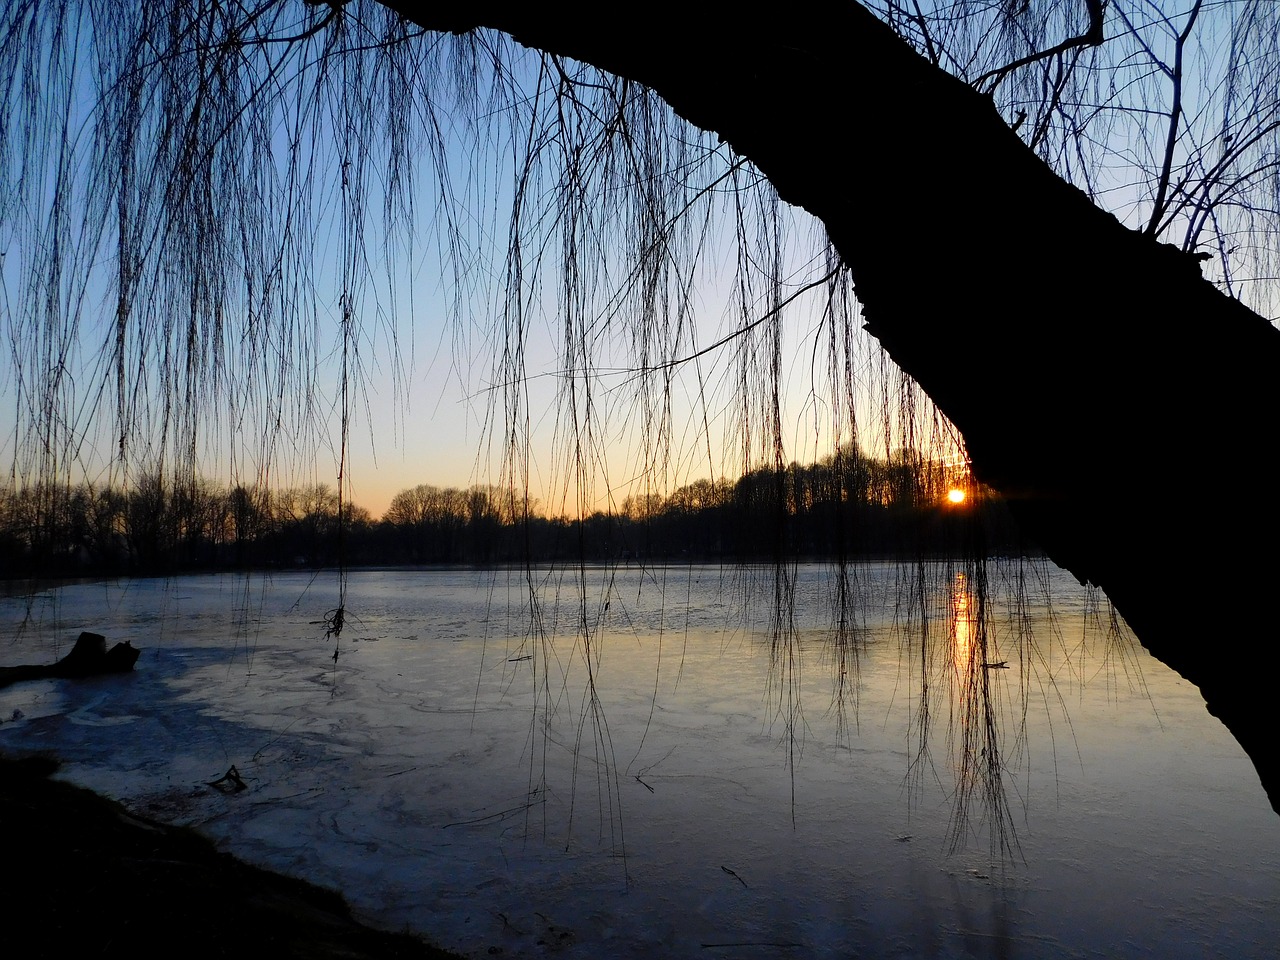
[0,752,464,959]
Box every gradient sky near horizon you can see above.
[271,220,917,519]
[0,20,969,523]
[22,2,1274,520]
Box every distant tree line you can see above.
[0,449,1029,579]
[0,477,367,578]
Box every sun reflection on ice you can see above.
[951,571,976,670]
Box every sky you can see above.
[0,19,961,522]
[9,2,1272,521]
[299,220,915,519]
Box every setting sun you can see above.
[947,488,966,504]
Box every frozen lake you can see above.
[1,563,1277,958]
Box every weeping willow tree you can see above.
[3,0,1279,838]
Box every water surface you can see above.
[1,563,1276,958]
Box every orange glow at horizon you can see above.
[947,488,966,504]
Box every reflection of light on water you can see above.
[1,567,1278,959]
[951,571,976,672]
[942,567,1020,859]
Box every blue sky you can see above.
[0,10,1057,519]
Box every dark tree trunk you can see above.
[386,2,1280,811]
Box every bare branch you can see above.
[975,0,1106,93]
[1146,0,1204,235]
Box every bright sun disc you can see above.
[947,488,966,504]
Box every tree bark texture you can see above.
[384,2,1280,811]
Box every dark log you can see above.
[0,632,139,689]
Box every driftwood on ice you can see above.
[0,632,139,689]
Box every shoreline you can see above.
[0,752,466,959]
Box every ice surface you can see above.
[1,564,1277,958]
